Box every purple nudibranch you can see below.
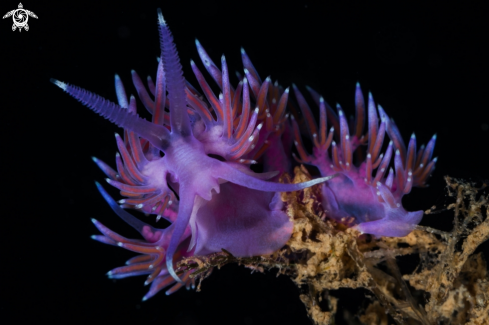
[52,9,436,300]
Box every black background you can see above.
[2,0,488,324]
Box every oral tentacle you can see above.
[217,161,336,192]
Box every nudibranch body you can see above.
[52,9,436,300]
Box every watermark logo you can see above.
[3,3,37,32]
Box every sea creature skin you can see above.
[290,84,437,237]
[51,9,333,298]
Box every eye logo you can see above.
[3,3,37,32]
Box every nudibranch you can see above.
[52,9,333,298]
[290,84,437,237]
[52,8,437,299]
